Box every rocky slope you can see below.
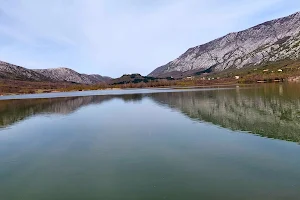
[0,61,51,81]
[86,74,112,83]
[33,68,110,84]
[149,12,300,78]
[0,60,110,84]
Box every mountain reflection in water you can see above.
[1,84,300,143]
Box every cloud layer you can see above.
[0,0,300,77]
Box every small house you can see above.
[186,76,194,80]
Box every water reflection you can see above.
[1,84,300,143]
[0,95,142,128]
[150,84,300,143]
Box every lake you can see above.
[0,84,300,200]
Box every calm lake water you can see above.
[1,84,300,200]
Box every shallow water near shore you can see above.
[0,84,300,200]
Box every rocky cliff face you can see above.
[0,60,110,84]
[149,12,300,78]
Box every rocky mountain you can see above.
[149,12,300,78]
[0,61,51,81]
[33,68,111,84]
[0,60,110,84]
[86,74,112,83]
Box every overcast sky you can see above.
[0,0,300,77]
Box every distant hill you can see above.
[149,11,300,78]
[109,73,173,85]
[86,74,112,84]
[0,60,111,84]
[0,61,51,81]
[33,68,111,84]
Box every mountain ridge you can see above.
[0,60,111,84]
[149,11,300,78]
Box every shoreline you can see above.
[0,82,277,100]
[1,79,297,99]
[0,83,246,97]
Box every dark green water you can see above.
[1,84,300,200]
